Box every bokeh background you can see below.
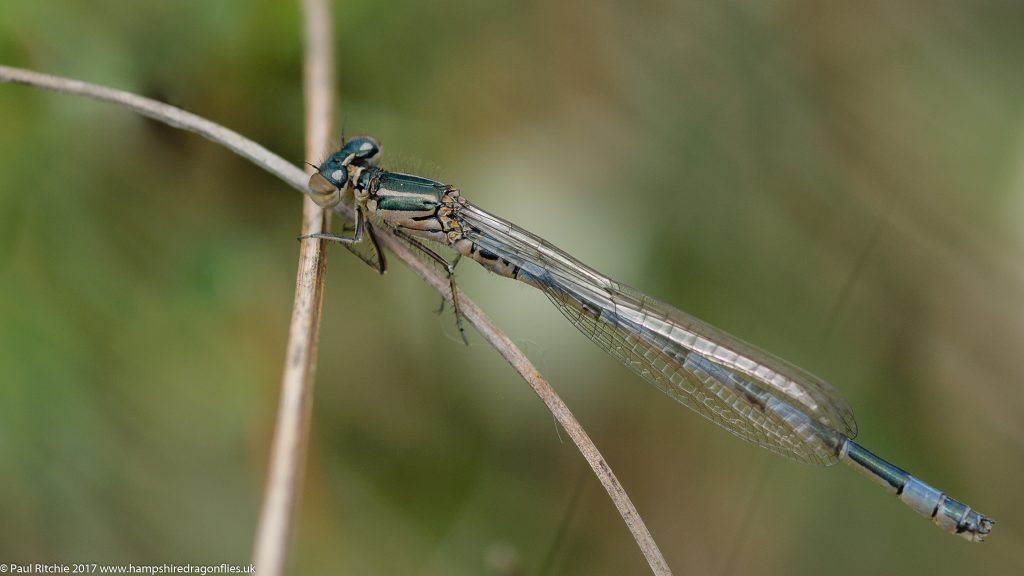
[1,1,1022,574]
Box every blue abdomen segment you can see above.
[840,440,993,541]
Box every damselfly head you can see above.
[307,153,349,208]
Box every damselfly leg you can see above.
[392,228,468,345]
[435,254,462,314]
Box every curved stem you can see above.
[0,63,672,575]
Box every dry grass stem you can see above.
[251,0,336,574]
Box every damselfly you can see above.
[306,137,993,542]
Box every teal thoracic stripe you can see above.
[373,171,445,212]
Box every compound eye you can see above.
[340,136,382,166]
[308,172,342,208]
[356,140,381,163]
[309,172,336,194]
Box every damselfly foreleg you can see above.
[301,206,386,274]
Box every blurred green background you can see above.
[1,1,1022,574]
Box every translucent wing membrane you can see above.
[459,202,855,465]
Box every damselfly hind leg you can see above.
[392,228,468,345]
[435,254,463,314]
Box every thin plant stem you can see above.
[251,0,336,574]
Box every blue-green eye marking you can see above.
[338,136,381,166]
